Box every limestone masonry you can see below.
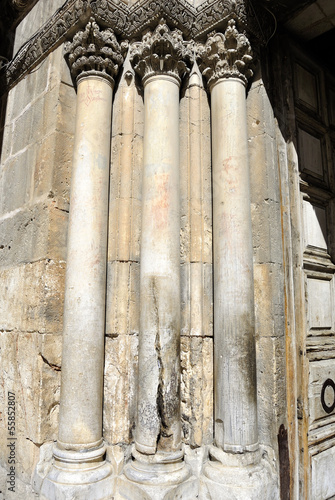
[0,0,335,499]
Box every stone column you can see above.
[198,20,270,495]
[124,20,191,488]
[37,19,125,499]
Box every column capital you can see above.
[129,19,192,86]
[197,19,253,89]
[64,17,127,87]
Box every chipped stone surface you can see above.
[0,7,72,496]
[0,332,61,485]
[0,260,65,334]
[103,335,138,446]
[181,336,213,447]
[247,68,286,452]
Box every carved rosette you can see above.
[197,19,253,88]
[129,19,192,85]
[64,17,127,86]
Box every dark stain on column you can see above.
[278,424,290,500]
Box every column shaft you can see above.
[136,75,181,455]
[58,75,113,452]
[211,78,258,452]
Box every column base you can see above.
[123,446,191,487]
[33,443,115,500]
[117,475,198,500]
[201,445,278,500]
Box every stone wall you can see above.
[0,3,75,497]
[1,1,334,499]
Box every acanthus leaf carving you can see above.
[1,0,275,95]
[197,19,253,88]
[64,17,127,85]
[129,19,193,85]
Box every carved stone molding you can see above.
[91,0,128,33]
[194,0,272,42]
[0,0,91,94]
[64,17,127,85]
[197,19,253,87]
[129,19,192,85]
[0,0,274,95]
[127,0,195,38]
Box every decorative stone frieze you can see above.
[197,19,253,88]
[130,19,191,85]
[0,0,274,96]
[64,17,126,85]
[127,0,194,37]
[91,0,128,33]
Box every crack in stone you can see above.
[26,437,42,447]
[152,279,163,452]
[39,353,61,371]
[152,278,173,452]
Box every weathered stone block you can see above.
[0,465,39,499]
[251,199,283,265]
[6,56,49,122]
[111,76,144,139]
[247,76,276,141]
[0,260,65,334]
[179,86,212,267]
[254,262,285,338]
[0,332,61,485]
[103,334,138,445]
[33,130,73,208]
[0,147,35,214]
[181,262,213,337]
[256,335,286,447]
[108,198,141,262]
[51,131,73,211]
[106,261,140,336]
[181,336,213,447]
[55,82,76,136]
[33,134,56,199]
[110,133,143,202]
[0,202,68,267]
[249,131,280,204]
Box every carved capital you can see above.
[129,19,192,86]
[197,19,253,88]
[64,17,127,86]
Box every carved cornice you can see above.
[130,19,191,85]
[197,19,253,87]
[0,0,91,94]
[127,0,195,38]
[0,0,274,95]
[64,17,127,85]
[91,0,128,33]
[194,0,272,42]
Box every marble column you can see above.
[37,19,125,499]
[124,20,191,487]
[198,19,262,485]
